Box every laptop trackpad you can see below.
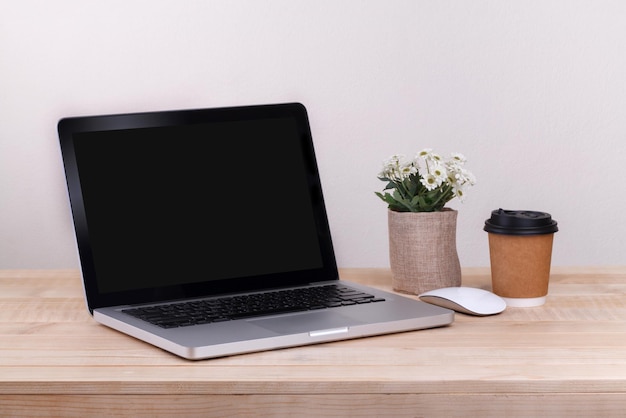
[250,310,363,335]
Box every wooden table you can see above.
[2,267,626,417]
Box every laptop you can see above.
[57,102,454,360]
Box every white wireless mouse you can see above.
[418,287,506,316]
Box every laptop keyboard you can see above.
[122,284,385,329]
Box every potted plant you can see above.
[376,148,476,294]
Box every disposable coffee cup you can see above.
[484,209,558,307]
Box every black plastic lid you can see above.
[484,209,558,235]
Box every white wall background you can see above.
[1,0,625,269]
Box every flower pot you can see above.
[388,208,462,295]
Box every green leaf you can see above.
[381,181,396,191]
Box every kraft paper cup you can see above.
[484,209,558,307]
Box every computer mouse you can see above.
[418,287,506,316]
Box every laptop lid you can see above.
[58,102,339,312]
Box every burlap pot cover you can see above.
[388,208,462,295]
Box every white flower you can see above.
[455,167,477,186]
[420,174,439,191]
[430,163,447,186]
[417,148,433,159]
[452,185,466,201]
[400,163,418,178]
[378,154,416,182]
[417,148,443,164]
[450,153,467,164]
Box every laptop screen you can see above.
[58,103,338,310]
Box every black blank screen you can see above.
[72,117,323,294]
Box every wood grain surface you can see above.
[1,267,626,417]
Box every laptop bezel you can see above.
[58,102,339,312]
